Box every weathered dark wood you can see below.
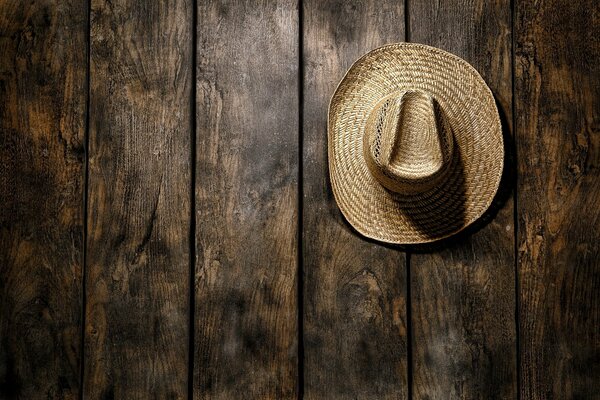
[84,1,192,398]
[0,1,86,398]
[408,1,517,398]
[303,1,408,399]
[515,0,600,398]
[194,1,298,398]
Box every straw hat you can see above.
[328,43,504,244]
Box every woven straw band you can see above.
[328,43,504,244]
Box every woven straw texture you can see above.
[328,43,504,244]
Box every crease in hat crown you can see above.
[363,89,455,195]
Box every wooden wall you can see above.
[0,0,598,399]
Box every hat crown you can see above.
[363,90,454,195]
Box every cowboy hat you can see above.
[329,43,504,244]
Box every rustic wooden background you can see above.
[1,0,598,399]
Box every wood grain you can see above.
[515,0,600,398]
[408,1,517,398]
[0,1,86,398]
[84,1,192,398]
[302,1,408,399]
[194,1,298,398]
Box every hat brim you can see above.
[328,43,504,244]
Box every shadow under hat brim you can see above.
[328,42,504,245]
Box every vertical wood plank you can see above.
[303,1,408,399]
[85,1,192,398]
[515,0,600,398]
[0,1,86,398]
[408,1,517,398]
[194,1,298,398]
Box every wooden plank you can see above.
[0,1,86,398]
[408,1,517,398]
[194,1,298,398]
[302,1,408,399]
[515,0,600,398]
[84,1,192,398]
